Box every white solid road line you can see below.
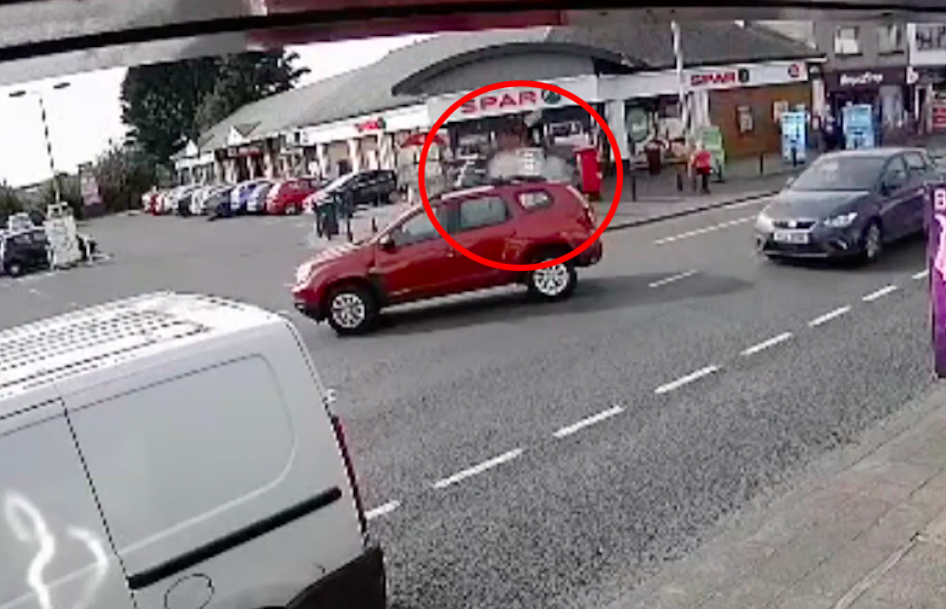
[648,270,698,288]
[808,306,851,328]
[432,448,525,490]
[366,500,401,520]
[862,285,898,302]
[655,365,720,395]
[654,216,754,245]
[553,406,625,439]
[913,269,930,280]
[741,332,793,357]
[727,197,772,210]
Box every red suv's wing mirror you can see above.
[379,233,396,250]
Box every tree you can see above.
[0,181,22,223]
[121,51,308,166]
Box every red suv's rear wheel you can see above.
[326,284,378,335]
[526,257,577,301]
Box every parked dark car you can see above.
[755,148,937,263]
[0,228,97,276]
[304,169,397,213]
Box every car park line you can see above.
[432,448,525,490]
[553,406,625,439]
[653,216,755,246]
[913,269,930,280]
[654,365,721,395]
[366,500,401,520]
[740,332,793,357]
[648,270,698,288]
[862,285,899,302]
[808,306,851,328]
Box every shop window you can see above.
[834,26,861,55]
[877,24,903,54]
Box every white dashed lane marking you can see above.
[727,197,773,210]
[655,365,720,395]
[913,269,930,280]
[366,500,401,520]
[432,448,524,490]
[808,306,851,328]
[648,270,698,288]
[862,285,898,302]
[553,406,625,439]
[741,332,793,357]
[654,216,754,245]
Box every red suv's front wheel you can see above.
[326,284,378,335]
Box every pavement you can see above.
[0,182,939,609]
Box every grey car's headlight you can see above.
[823,212,857,228]
[755,212,774,232]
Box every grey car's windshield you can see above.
[790,156,885,192]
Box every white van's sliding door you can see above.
[0,402,135,609]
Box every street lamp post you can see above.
[9,81,70,204]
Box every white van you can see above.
[0,292,385,609]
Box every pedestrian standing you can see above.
[690,141,712,195]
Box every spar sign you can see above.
[931,185,946,377]
[426,76,598,124]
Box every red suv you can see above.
[291,178,603,335]
[266,177,323,215]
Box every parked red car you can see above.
[292,178,602,335]
[266,177,323,215]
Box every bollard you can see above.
[371,217,378,234]
[759,152,765,176]
[676,172,683,192]
[346,217,353,242]
[791,147,798,167]
[630,173,637,202]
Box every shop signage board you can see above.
[43,202,82,268]
[689,68,751,89]
[78,163,101,207]
[824,67,907,90]
[842,104,875,149]
[930,183,946,377]
[933,100,946,131]
[779,111,808,164]
[426,76,598,124]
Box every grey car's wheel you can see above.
[526,257,577,301]
[326,284,378,335]
[861,221,883,263]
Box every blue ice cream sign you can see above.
[780,111,807,164]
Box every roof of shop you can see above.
[190,22,819,155]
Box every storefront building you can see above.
[190,23,820,184]
[907,23,946,133]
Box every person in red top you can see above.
[690,141,713,194]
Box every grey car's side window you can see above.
[904,152,929,177]
[881,156,908,191]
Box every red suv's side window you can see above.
[456,196,509,232]
[517,190,553,211]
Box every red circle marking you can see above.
[417,79,624,272]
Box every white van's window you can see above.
[68,357,294,552]
[1,410,122,608]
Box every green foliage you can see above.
[0,181,23,223]
[92,143,161,213]
[121,51,308,165]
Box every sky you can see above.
[0,34,427,188]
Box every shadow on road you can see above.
[359,272,752,337]
[768,235,925,274]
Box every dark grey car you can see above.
[755,148,938,263]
